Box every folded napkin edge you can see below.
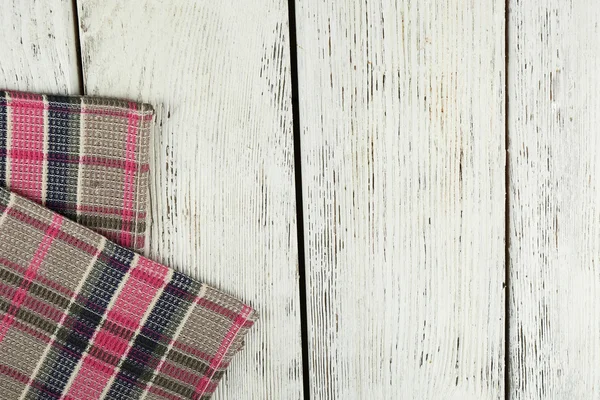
[0,89,155,116]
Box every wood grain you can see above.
[78,1,303,399]
[295,0,506,398]
[0,0,79,93]
[508,1,600,398]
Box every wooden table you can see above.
[1,1,597,398]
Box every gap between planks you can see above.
[286,0,312,398]
[71,0,85,94]
[504,0,510,399]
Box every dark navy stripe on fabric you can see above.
[0,92,7,187]
[32,242,135,399]
[0,187,10,208]
[106,272,196,398]
[45,95,80,220]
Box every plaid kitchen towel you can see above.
[0,90,153,251]
[0,187,257,399]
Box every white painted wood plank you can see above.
[0,0,80,94]
[296,1,506,398]
[77,1,302,399]
[508,1,600,398]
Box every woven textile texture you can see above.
[0,187,257,399]
[0,90,153,251]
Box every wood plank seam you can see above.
[504,0,510,399]
[72,0,85,95]
[285,0,312,398]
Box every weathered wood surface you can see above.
[0,0,79,94]
[9,0,600,398]
[295,0,506,398]
[508,1,600,398]
[78,1,304,399]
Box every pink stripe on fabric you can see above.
[1,95,153,120]
[0,149,149,172]
[0,214,62,344]
[118,102,140,248]
[192,304,254,399]
[8,92,45,202]
[65,257,169,398]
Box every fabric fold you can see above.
[0,91,153,251]
[0,187,257,399]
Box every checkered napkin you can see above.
[0,91,152,251]
[0,187,257,399]
[0,91,257,399]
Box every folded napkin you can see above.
[0,91,153,251]
[0,92,257,399]
[0,187,257,399]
